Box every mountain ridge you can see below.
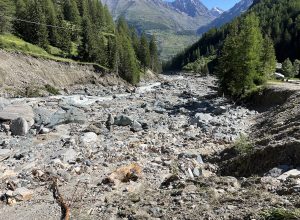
[197,0,253,35]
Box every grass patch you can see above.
[0,34,110,72]
[261,208,300,219]
[0,33,74,62]
[233,134,253,155]
[0,34,49,56]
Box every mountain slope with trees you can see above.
[165,0,300,97]
[101,0,216,60]
[0,0,160,85]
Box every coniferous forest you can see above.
[0,0,160,84]
[164,0,300,97]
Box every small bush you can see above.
[44,84,60,95]
[233,134,253,154]
[262,208,300,219]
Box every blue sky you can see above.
[165,0,240,11]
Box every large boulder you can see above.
[0,104,34,126]
[114,115,133,126]
[10,117,29,136]
[47,107,86,128]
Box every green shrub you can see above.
[262,208,300,219]
[44,84,60,95]
[233,134,253,154]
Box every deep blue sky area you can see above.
[164,0,240,11]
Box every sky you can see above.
[164,0,240,11]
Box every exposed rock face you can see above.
[170,0,211,17]
[10,117,29,136]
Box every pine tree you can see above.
[117,33,140,84]
[218,14,266,98]
[63,0,81,24]
[103,5,114,32]
[260,36,276,80]
[149,35,159,72]
[0,0,15,33]
[294,59,300,77]
[14,0,27,37]
[131,29,140,57]
[282,58,295,79]
[26,0,49,48]
[139,33,151,72]
[116,19,140,84]
[78,15,97,62]
[44,0,59,46]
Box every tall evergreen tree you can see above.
[26,0,49,48]
[44,0,59,46]
[282,58,295,79]
[139,33,151,72]
[218,14,267,98]
[14,0,28,37]
[0,0,15,33]
[260,37,276,79]
[116,18,140,84]
[149,35,160,73]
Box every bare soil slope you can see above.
[0,50,122,95]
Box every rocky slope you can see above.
[221,83,300,178]
[0,67,299,219]
[168,0,212,18]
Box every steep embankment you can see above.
[220,83,300,177]
[0,50,123,96]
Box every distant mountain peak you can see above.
[169,0,211,17]
[210,7,224,17]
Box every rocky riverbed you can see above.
[0,74,299,219]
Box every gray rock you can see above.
[0,149,11,156]
[190,113,213,127]
[61,148,77,164]
[34,107,55,126]
[278,169,300,181]
[11,117,29,136]
[131,120,142,132]
[196,155,204,164]
[187,168,194,179]
[80,132,98,145]
[47,107,86,128]
[114,115,133,126]
[193,168,202,177]
[213,106,227,115]
[0,97,10,110]
[0,104,34,126]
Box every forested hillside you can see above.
[165,0,300,70]
[0,0,160,84]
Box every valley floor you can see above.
[0,74,299,219]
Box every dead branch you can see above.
[50,178,71,220]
